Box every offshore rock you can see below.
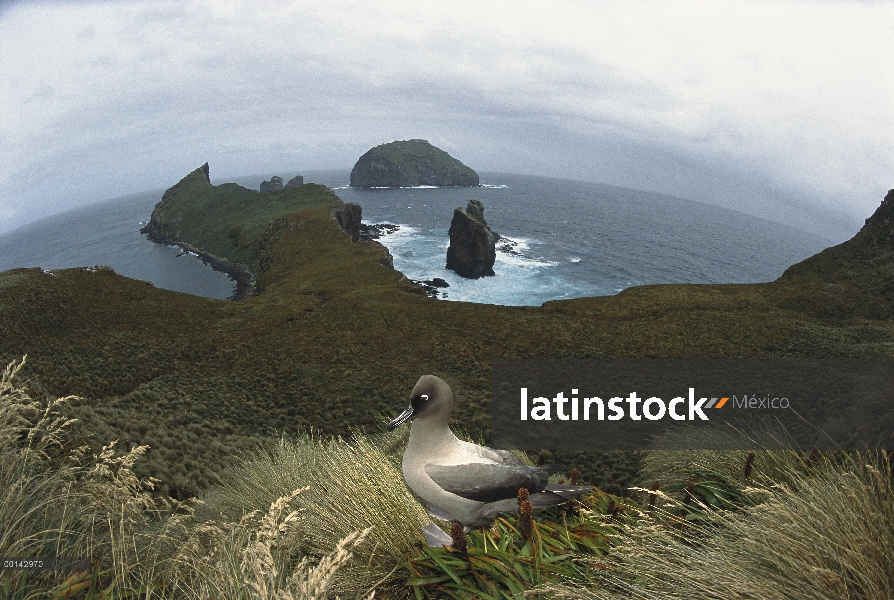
[427,277,449,288]
[285,175,304,188]
[260,176,283,193]
[446,199,498,279]
[350,139,479,188]
[415,277,450,299]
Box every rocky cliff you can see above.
[446,199,498,278]
[349,139,479,187]
[260,176,284,193]
[778,188,894,316]
[141,164,363,298]
[331,203,362,242]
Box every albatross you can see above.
[388,375,590,528]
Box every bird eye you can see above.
[420,394,429,401]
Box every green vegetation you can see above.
[541,446,894,599]
[142,165,342,270]
[0,359,375,599]
[5,357,891,598]
[2,168,893,498]
[403,488,630,598]
[1,168,893,595]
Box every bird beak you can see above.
[387,403,415,431]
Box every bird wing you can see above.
[427,504,456,522]
[425,462,545,503]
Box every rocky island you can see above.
[260,175,304,193]
[350,139,479,187]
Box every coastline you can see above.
[141,227,254,300]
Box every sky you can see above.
[1,0,892,241]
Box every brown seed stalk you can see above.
[647,480,660,518]
[519,499,535,540]
[450,521,467,553]
[744,451,755,479]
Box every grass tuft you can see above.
[0,357,370,599]
[199,430,435,597]
[540,428,894,599]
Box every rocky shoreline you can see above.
[142,227,254,300]
[358,222,400,241]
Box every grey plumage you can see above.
[388,375,590,528]
[425,462,558,502]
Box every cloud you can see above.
[1,0,891,239]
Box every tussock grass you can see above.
[199,430,436,597]
[6,353,894,598]
[137,489,373,599]
[542,436,894,599]
[0,357,370,599]
[0,355,156,597]
[637,423,828,498]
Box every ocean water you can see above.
[0,171,834,305]
[318,171,834,305]
[0,191,237,300]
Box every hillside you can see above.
[0,167,891,497]
[780,189,894,304]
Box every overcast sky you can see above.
[1,0,892,241]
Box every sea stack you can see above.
[260,175,303,192]
[350,139,479,187]
[446,199,498,279]
[260,176,283,193]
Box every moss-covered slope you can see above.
[349,139,479,187]
[1,167,891,497]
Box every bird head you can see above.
[387,375,454,431]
